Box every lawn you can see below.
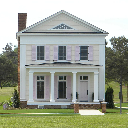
[0,114,128,128]
[0,87,17,104]
[0,86,128,127]
[105,81,128,103]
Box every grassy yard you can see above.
[0,87,17,104]
[0,86,128,127]
[0,114,128,128]
[105,81,128,103]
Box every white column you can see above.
[72,72,77,102]
[28,71,34,102]
[93,72,99,102]
[50,72,55,102]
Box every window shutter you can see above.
[66,45,71,61]
[54,45,58,60]
[54,76,58,99]
[45,45,50,60]
[75,45,80,61]
[67,76,71,99]
[88,46,93,60]
[32,45,36,61]
[45,76,50,100]
[33,76,36,100]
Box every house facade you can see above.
[17,10,108,109]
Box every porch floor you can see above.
[27,102,100,106]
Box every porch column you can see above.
[94,72,99,102]
[28,71,34,102]
[50,72,55,102]
[72,72,77,102]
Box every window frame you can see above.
[58,76,67,99]
[37,46,45,60]
[80,46,88,60]
[58,46,66,60]
[37,76,45,99]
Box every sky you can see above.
[0,0,128,53]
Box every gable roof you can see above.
[17,10,108,34]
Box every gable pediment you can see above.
[18,10,108,34]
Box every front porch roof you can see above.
[25,62,103,69]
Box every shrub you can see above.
[12,89,20,108]
[105,86,114,108]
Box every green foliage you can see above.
[12,89,20,108]
[0,43,18,88]
[2,81,17,87]
[105,86,114,108]
[106,36,128,84]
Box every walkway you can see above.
[79,110,104,115]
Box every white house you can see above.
[16,10,108,109]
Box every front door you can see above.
[58,81,66,98]
[79,81,88,101]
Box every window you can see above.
[58,46,66,60]
[80,76,88,80]
[58,76,66,98]
[37,46,44,60]
[37,76,44,99]
[80,46,88,60]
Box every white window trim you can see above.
[36,45,45,61]
[35,74,46,101]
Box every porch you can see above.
[20,63,105,108]
[26,101,101,109]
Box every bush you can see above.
[105,86,114,108]
[12,89,20,108]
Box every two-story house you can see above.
[16,10,108,109]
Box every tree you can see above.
[105,86,114,108]
[106,36,128,113]
[0,43,18,89]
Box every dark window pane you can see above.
[80,76,82,80]
[80,46,88,60]
[83,76,88,80]
[40,76,44,80]
[58,46,66,60]
[37,76,39,80]
[37,81,44,98]
[64,76,66,80]
[37,46,44,60]
[59,76,63,80]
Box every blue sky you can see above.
[0,0,128,53]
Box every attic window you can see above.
[53,24,73,29]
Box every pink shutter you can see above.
[45,45,50,60]
[75,46,80,61]
[67,76,71,99]
[66,45,71,61]
[88,46,93,60]
[45,76,50,100]
[54,76,58,99]
[33,76,36,100]
[32,45,36,61]
[53,45,58,60]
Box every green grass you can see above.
[0,87,17,104]
[105,81,128,103]
[115,103,128,107]
[0,114,128,128]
